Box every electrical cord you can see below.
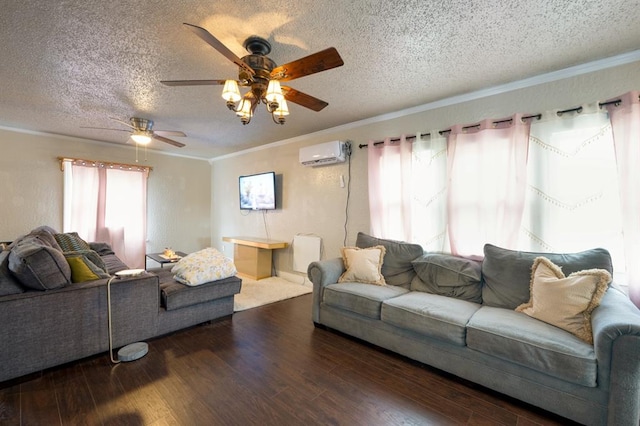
[106,276,121,365]
[343,141,353,246]
[262,210,271,241]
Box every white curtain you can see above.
[63,161,148,269]
[368,135,413,242]
[606,91,640,307]
[411,132,448,252]
[446,115,530,258]
[519,105,625,271]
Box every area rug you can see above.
[234,276,312,312]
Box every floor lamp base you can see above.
[117,342,149,362]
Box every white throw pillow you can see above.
[516,256,611,344]
[171,247,237,286]
[338,246,386,285]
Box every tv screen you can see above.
[239,171,276,210]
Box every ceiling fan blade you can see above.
[281,86,328,111]
[153,135,186,148]
[80,126,130,132]
[154,130,187,137]
[271,48,344,82]
[183,23,255,76]
[161,79,227,86]
[109,117,137,129]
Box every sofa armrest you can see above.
[591,286,640,425]
[308,257,345,323]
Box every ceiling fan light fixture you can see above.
[265,80,284,107]
[163,26,344,127]
[236,98,253,125]
[272,99,289,125]
[131,131,152,145]
[222,79,241,103]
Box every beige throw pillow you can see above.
[516,256,611,344]
[339,246,386,285]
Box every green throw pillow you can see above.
[64,252,110,283]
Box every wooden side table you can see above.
[222,237,288,280]
[145,251,187,269]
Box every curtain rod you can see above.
[361,94,639,149]
[58,157,153,173]
[358,113,542,148]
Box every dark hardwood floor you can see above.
[0,294,578,425]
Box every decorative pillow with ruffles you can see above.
[338,245,386,285]
[516,256,611,344]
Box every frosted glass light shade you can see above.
[265,80,284,104]
[131,131,152,145]
[222,80,241,102]
[274,99,289,116]
[236,98,253,118]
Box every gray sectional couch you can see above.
[308,232,640,426]
[0,227,241,383]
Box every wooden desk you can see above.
[223,237,288,280]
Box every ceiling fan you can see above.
[82,117,186,147]
[161,23,344,125]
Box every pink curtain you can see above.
[606,91,640,307]
[446,115,530,258]
[368,135,413,242]
[65,162,148,269]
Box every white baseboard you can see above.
[275,270,310,286]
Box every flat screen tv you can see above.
[239,171,276,210]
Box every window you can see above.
[62,159,149,269]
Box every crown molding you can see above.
[210,49,640,162]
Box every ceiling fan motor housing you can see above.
[130,117,153,131]
[241,53,277,103]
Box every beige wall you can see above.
[2,60,638,278]
[0,129,211,267]
[212,60,640,279]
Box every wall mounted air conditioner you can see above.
[299,141,346,166]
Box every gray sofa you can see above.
[308,232,640,426]
[0,227,241,383]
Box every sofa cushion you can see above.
[322,282,409,319]
[516,257,611,344]
[0,250,24,296]
[88,242,115,256]
[339,246,386,285]
[382,292,481,346]
[101,253,129,274]
[411,254,482,303]
[356,232,423,288]
[467,306,597,387]
[153,267,242,311]
[29,227,63,251]
[481,244,613,310]
[8,235,71,290]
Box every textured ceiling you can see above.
[1,0,639,159]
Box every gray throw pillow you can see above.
[54,232,91,253]
[8,235,71,290]
[0,250,24,296]
[411,253,483,303]
[481,244,613,309]
[356,232,424,287]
